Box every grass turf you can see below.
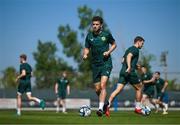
[0,110,180,124]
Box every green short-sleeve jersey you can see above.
[155,78,165,93]
[85,30,115,67]
[121,46,139,72]
[19,63,32,83]
[57,77,69,93]
[141,72,154,88]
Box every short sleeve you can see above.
[107,32,115,44]
[130,47,139,57]
[85,34,91,48]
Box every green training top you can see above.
[122,46,139,72]
[57,77,69,93]
[85,30,115,67]
[155,78,165,93]
[141,72,154,88]
[19,63,32,83]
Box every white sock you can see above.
[99,102,104,110]
[155,104,159,110]
[163,103,168,111]
[62,106,66,112]
[108,100,111,107]
[17,108,21,114]
[56,106,60,112]
[135,102,142,109]
[35,98,41,103]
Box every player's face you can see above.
[20,57,23,64]
[92,21,102,33]
[138,41,144,49]
[154,73,160,79]
[141,67,146,73]
[63,72,67,77]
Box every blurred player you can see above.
[153,71,168,114]
[55,71,70,114]
[140,65,156,106]
[105,36,145,116]
[83,16,117,116]
[16,54,45,116]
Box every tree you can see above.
[1,67,17,88]
[33,40,73,88]
[139,49,156,73]
[57,5,108,88]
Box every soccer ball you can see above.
[79,105,91,117]
[141,105,151,116]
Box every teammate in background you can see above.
[83,16,117,116]
[55,71,70,114]
[140,66,156,106]
[16,54,45,116]
[105,36,145,117]
[153,71,168,114]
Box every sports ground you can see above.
[0,110,180,124]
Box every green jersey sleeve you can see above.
[107,32,115,44]
[85,34,91,48]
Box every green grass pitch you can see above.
[0,110,180,124]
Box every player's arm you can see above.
[143,77,155,84]
[126,53,133,73]
[161,80,168,93]
[16,69,26,82]
[103,41,117,57]
[82,48,90,60]
[67,85,70,95]
[55,83,58,94]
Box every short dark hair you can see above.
[20,54,27,61]
[92,16,103,24]
[134,36,145,43]
[155,71,161,75]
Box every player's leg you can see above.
[61,92,67,114]
[104,83,125,117]
[61,99,67,114]
[56,97,60,113]
[94,82,101,96]
[26,83,45,110]
[16,82,24,116]
[26,92,45,110]
[162,93,168,114]
[132,83,143,114]
[17,93,22,116]
[141,94,148,105]
[96,76,108,116]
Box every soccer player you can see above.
[55,71,70,114]
[16,54,45,116]
[105,36,145,116]
[140,65,156,106]
[153,71,168,114]
[83,16,117,116]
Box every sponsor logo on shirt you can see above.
[101,36,106,41]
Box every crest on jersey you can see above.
[101,36,106,41]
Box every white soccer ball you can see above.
[79,105,91,117]
[141,105,151,116]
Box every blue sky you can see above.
[0,0,179,79]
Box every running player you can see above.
[105,36,145,116]
[16,54,45,116]
[83,16,117,116]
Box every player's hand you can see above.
[15,77,19,83]
[103,51,110,57]
[126,67,131,74]
[161,89,165,93]
[82,54,88,60]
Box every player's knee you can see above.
[27,95,33,100]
